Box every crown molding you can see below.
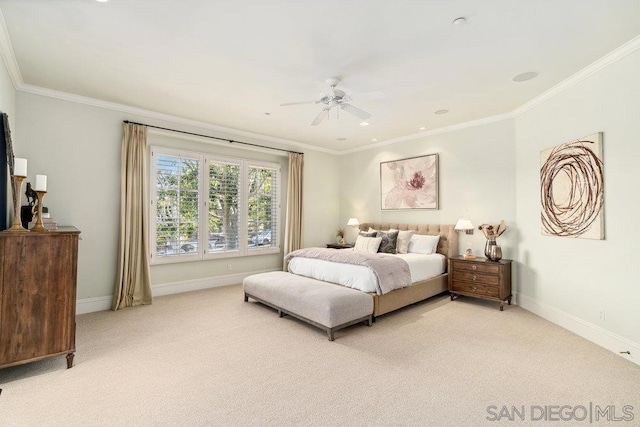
[512,34,640,116]
[0,9,23,88]
[342,112,516,154]
[17,83,339,155]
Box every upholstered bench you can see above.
[243,271,373,341]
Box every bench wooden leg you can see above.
[244,293,248,302]
[327,330,335,341]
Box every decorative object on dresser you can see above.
[336,227,345,244]
[454,218,475,259]
[0,227,80,370]
[380,154,438,210]
[6,157,29,232]
[30,174,49,232]
[478,220,507,261]
[448,256,512,311]
[540,132,604,240]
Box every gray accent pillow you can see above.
[376,230,399,254]
[359,231,377,237]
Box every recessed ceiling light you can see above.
[372,138,378,142]
[452,17,467,26]
[264,112,271,116]
[512,72,538,82]
[360,121,369,126]
[336,137,347,141]
[96,0,109,2]
[434,109,449,115]
[419,126,426,130]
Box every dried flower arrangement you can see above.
[478,220,507,240]
[336,228,345,238]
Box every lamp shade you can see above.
[347,218,360,227]
[454,218,474,231]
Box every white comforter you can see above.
[287,252,446,293]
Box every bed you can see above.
[287,223,457,318]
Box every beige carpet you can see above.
[1,284,638,426]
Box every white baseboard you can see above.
[516,292,640,367]
[76,295,114,314]
[75,269,279,315]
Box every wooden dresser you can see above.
[0,227,80,369]
[448,256,512,310]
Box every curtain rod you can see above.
[123,120,303,155]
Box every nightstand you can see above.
[448,256,512,310]
[326,243,354,249]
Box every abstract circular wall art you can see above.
[540,132,604,239]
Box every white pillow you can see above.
[354,236,382,253]
[407,234,440,255]
[390,229,415,254]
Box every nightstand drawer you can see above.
[452,270,499,286]
[451,281,499,298]
[451,260,500,275]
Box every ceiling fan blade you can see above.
[280,100,320,106]
[340,103,371,120]
[311,109,329,126]
[348,90,386,102]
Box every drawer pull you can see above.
[472,286,477,291]
[472,275,476,281]
[472,265,477,270]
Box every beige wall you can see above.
[515,49,640,345]
[339,119,518,260]
[15,92,339,303]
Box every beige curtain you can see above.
[113,123,152,310]
[283,152,303,265]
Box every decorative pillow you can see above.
[358,231,377,238]
[368,227,378,233]
[407,234,440,255]
[376,230,399,254]
[390,229,415,254]
[354,236,382,253]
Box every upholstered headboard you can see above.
[359,223,458,259]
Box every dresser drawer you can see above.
[451,260,500,275]
[451,281,499,298]
[452,270,499,286]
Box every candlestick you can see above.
[30,191,48,232]
[14,158,27,176]
[35,174,47,192]
[5,175,30,232]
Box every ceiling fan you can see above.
[281,77,385,126]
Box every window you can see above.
[150,147,280,264]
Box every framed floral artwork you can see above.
[380,154,438,210]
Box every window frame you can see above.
[149,146,281,265]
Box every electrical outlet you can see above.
[598,308,606,321]
[226,263,232,271]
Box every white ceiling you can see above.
[1,1,639,152]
